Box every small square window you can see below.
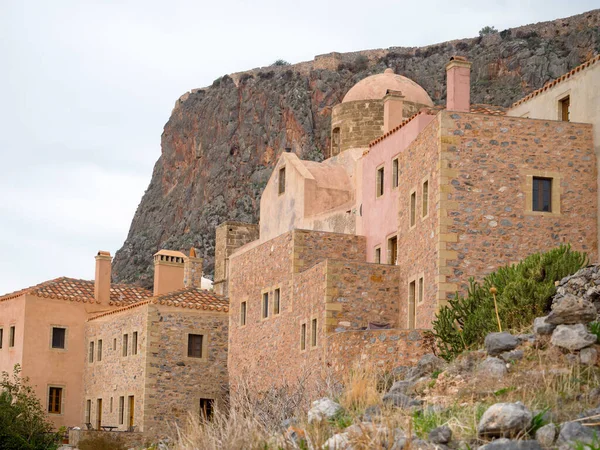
[199,398,214,421]
[240,301,247,326]
[273,289,280,315]
[188,334,203,358]
[392,158,399,188]
[376,167,384,197]
[278,167,286,194]
[532,177,552,212]
[262,292,269,319]
[48,387,62,414]
[51,327,66,349]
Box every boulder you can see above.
[308,398,342,423]
[485,332,520,356]
[478,402,533,438]
[550,324,597,351]
[479,357,508,379]
[387,380,415,395]
[429,426,452,444]
[362,405,382,422]
[323,432,350,450]
[407,354,447,380]
[580,346,598,365]
[478,438,542,449]
[546,294,596,325]
[535,423,557,448]
[382,391,422,409]
[533,316,556,335]
[500,350,524,363]
[556,421,596,448]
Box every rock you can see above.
[546,294,597,325]
[533,316,556,335]
[410,439,445,449]
[388,380,415,395]
[429,426,452,444]
[407,354,447,380]
[535,423,557,448]
[479,438,542,449]
[479,357,508,378]
[323,432,350,450]
[391,430,409,450]
[485,332,520,356]
[308,398,342,423]
[382,391,422,409]
[580,346,598,365]
[362,405,382,422]
[478,402,533,438]
[500,350,524,363]
[550,324,597,351]
[588,386,600,401]
[556,421,596,447]
[516,334,536,344]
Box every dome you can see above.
[342,68,434,106]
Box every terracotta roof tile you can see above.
[0,277,152,305]
[511,54,600,108]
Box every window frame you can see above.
[387,235,398,265]
[300,322,307,352]
[240,301,247,326]
[524,172,561,216]
[89,341,94,363]
[310,318,318,348]
[421,178,429,219]
[273,288,281,315]
[374,246,381,264]
[122,334,128,357]
[50,326,67,350]
[132,332,138,356]
[278,167,286,195]
[261,291,269,320]
[559,94,570,122]
[409,190,417,229]
[532,177,552,213]
[86,399,92,425]
[97,339,102,362]
[47,385,64,415]
[408,280,416,329]
[118,396,124,425]
[0,327,3,349]
[185,331,209,361]
[187,334,204,359]
[199,397,215,421]
[376,165,385,198]
[392,157,399,189]
[9,326,15,347]
[418,276,424,304]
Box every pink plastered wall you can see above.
[361,113,436,262]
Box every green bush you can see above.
[78,434,126,450]
[0,365,60,450]
[272,59,290,66]
[433,245,588,361]
[479,26,498,36]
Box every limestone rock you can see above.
[478,402,533,438]
[533,316,556,335]
[308,398,342,423]
[388,380,415,395]
[550,324,597,351]
[479,357,508,379]
[407,354,447,380]
[382,391,422,409]
[323,432,350,450]
[429,426,452,444]
[580,346,598,365]
[535,423,557,448]
[479,439,542,450]
[546,294,596,325]
[485,332,519,356]
[500,350,524,363]
[556,421,596,448]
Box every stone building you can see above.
[223,55,599,393]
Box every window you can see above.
[188,334,203,358]
[331,127,341,156]
[240,301,247,326]
[300,323,306,351]
[86,399,92,425]
[560,95,570,122]
[311,318,318,347]
[408,281,416,329]
[89,341,94,363]
[96,399,103,429]
[388,236,398,265]
[132,332,138,356]
[262,292,269,319]
[374,247,381,264]
[97,340,102,362]
[278,167,286,194]
[199,398,214,421]
[128,396,135,428]
[410,191,416,227]
[532,177,552,212]
[9,326,15,347]
[0,328,3,349]
[392,158,399,188]
[376,167,384,197]
[119,397,124,425]
[51,327,66,349]
[113,338,117,351]
[48,387,62,414]
[273,289,280,315]
[110,397,113,413]
[418,277,424,303]
[122,334,128,357]
[422,180,429,218]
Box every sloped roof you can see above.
[0,277,152,305]
[511,54,600,108]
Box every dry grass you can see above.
[339,365,381,412]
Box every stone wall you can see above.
[438,111,598,296]
[331,100,384,154]
[293,229,366,273]
[69,430,148,449]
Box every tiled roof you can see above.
[87,287,229,321]
[470,104,507,116]
[511,54,600,108]
[0,277,152,305]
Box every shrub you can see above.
[0,365,60,450]
[272,59,290,66]
[353,55,369,72]
[78,434,126,450]
[433,245,588,361]
[479,26,498,36]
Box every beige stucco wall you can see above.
[0,296,26,380]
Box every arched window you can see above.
[331,127,341,157]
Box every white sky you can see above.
[0,0,597,293]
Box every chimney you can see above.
[153,250,186,296]
[383,88,405,133]
[94,251,112,303]
[446,56,472,112]
[183,247,204,288]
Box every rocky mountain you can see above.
[112,9,600,288]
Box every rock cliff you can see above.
[113,9,600,287]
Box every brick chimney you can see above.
[94,251,112,303]
[383,88,405,133]
[446,56,472,112]
[153,250,186,296]
[183,247,203,288]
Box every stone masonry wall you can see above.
[143,305,228,438]
[293,229,366,273]
[83,304,149,431]
[324,260,401,332]
[331,100,384,153]
[325,329,432,374]
[438,111,598,297]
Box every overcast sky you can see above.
[0,0,597,293]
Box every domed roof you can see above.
[342,68,434,106]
